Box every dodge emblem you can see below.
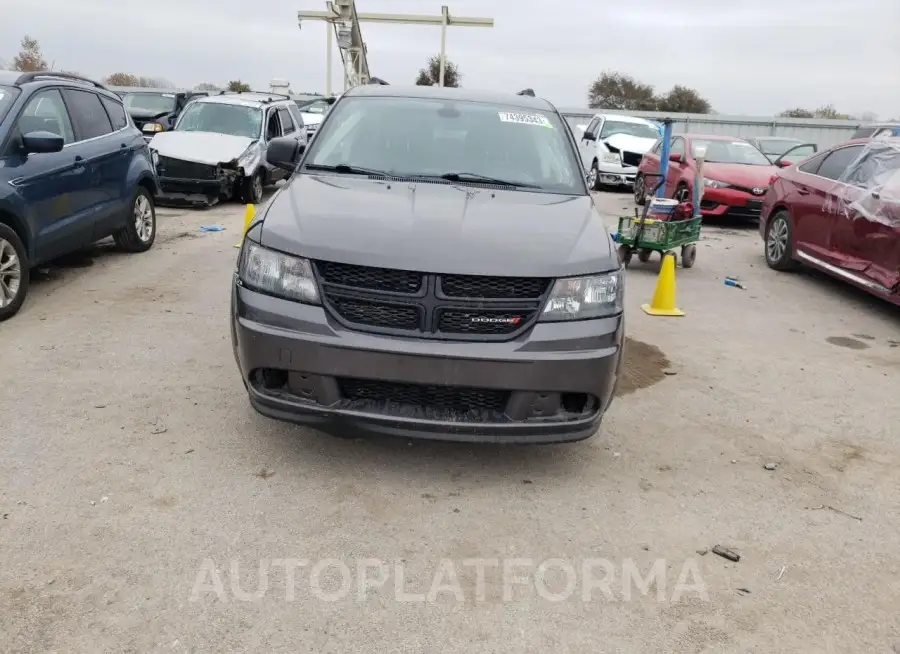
[470,316,522,325]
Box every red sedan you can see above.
[635,134,780,220]
[760,137,900,306]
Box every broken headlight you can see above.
[142,122,164,133]
[239,241,320,305]
[539,271,623,321]
[238,147,260,171]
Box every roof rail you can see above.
[15,71,109,91]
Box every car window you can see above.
[798,151,828,174]
[598,120,660,140]
[65,89,114,140]
[18,88,75,144]
[304,96,585,194]
[122,92,177,115]
[583,118,599,139]
[287,104,305,128]
[277,106,295,133]
[757,139,803,156]
[815,145,865,180]
[689,138,771,165]
[650,139,662,154]
[0,85,21,124]
[100,96,128,131]
[841,144,900,188]
[175,101,262,139]
[669,137,685,156]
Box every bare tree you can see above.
[11,35,47,72]
[194,82,221,92]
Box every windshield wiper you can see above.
[304,163,395,177]
[434,172,541,188]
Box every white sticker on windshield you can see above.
[162,93,175,98]
[498,111,552,128]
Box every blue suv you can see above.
[0,71,159,321]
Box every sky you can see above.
[2,0,899,118]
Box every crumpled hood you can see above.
[260,175,616,277]
[149,131,255,165]
[602,133,658,154]
[129,109,170,120]
[703,162,778,188]
[300,112,324,126]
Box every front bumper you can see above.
[156,174,239,208]
[698,187,767,219]
[596,162,639,186]
[231,282,624,443]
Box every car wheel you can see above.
[114,186,156,253]
[634,174,646,205]
[0,223,29,322]
[764,210,798,271]
[588,161,602,191]
[637,248,653,263]
[674,183,691,203]
[681,244,697,268]
[617,244,633,267]
[242,171,264,204]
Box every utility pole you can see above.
[298,1,493,93]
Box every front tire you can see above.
[765,210,799,271]
[242,171,264,204]
[114,186,156,253]
[674,183,691,203]
[588,161,602,191]
[634,174,646,205]
[0,223,29,322]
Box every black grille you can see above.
[440,274,549,299]
[157,156,219,180]
[723,202,763,219]
[621,151,643,168]
[438,308,536,335]
[316,261,423,294]
[338,378,509,414]
[329,296,421,330]
[316,262,550,341]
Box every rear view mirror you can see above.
[267,136,305,171]
[22,131,65,154]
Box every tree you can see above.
[194,82,220,92]
[105,72,140,86]
[227,80,251,92]
[813,104,852,120]
[587,72,656,111]
[655,85,712,113]
[414,55,461,88]
[778,108,815,118]
[11,35,47,72]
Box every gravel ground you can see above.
[1,189,899,654]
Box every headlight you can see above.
[704,178,731,189]
[239,241,320,304]
[539,271,623,321]
[142,123,164,133]
[601,151,621,164]
[238,147,260,170]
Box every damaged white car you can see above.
[149,92,308,207]
[577,114,662,190]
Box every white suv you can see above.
[576,114,661,190]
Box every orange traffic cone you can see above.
[641,252,684,317]
[234,204,255,248]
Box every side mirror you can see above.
[266,136,305,171]
[22,131,65,154]
[777,159,792,168]
[668,152,683,163]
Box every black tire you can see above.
[637,248,653,263]
[681,244,697,268]
[764,210,799,271]
[633,174,647,206]
[242,170,264,204]
[674,183,691,203]
[588,161,603,191]
[0,223,29,322]
[617,244,633,267]
[114,186,156,253]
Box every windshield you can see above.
[122,92,177,114]
[0,85,21,123]
[691,139,773,165]
[756,139,804,156]
[298,99,329,115]
[599,120,660,140]
[302,96,585,194]
[175,102,262,139]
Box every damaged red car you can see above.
[760,137,900,306]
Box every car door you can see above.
[0,87,93,264]
[287,104,307,146]
[61,88,124,238]
[579,118,600,170]
[95,94,141,239]
[792,144,865,264]
[831,143,900,290]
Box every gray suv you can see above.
[231,85,624,443]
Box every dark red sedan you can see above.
[635,133,779,220]
[759,137,900,306]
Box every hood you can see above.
[128,109,170,121]
[149,131,255,165]
[602,133,658,154]
[703,162,778,188]
[300,112,324,126]
[260,176,615,277]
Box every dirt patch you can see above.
[826,336,870,350]
[616,337,671,397]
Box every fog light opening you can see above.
[561,392,589,414]
[253,368,289,390]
